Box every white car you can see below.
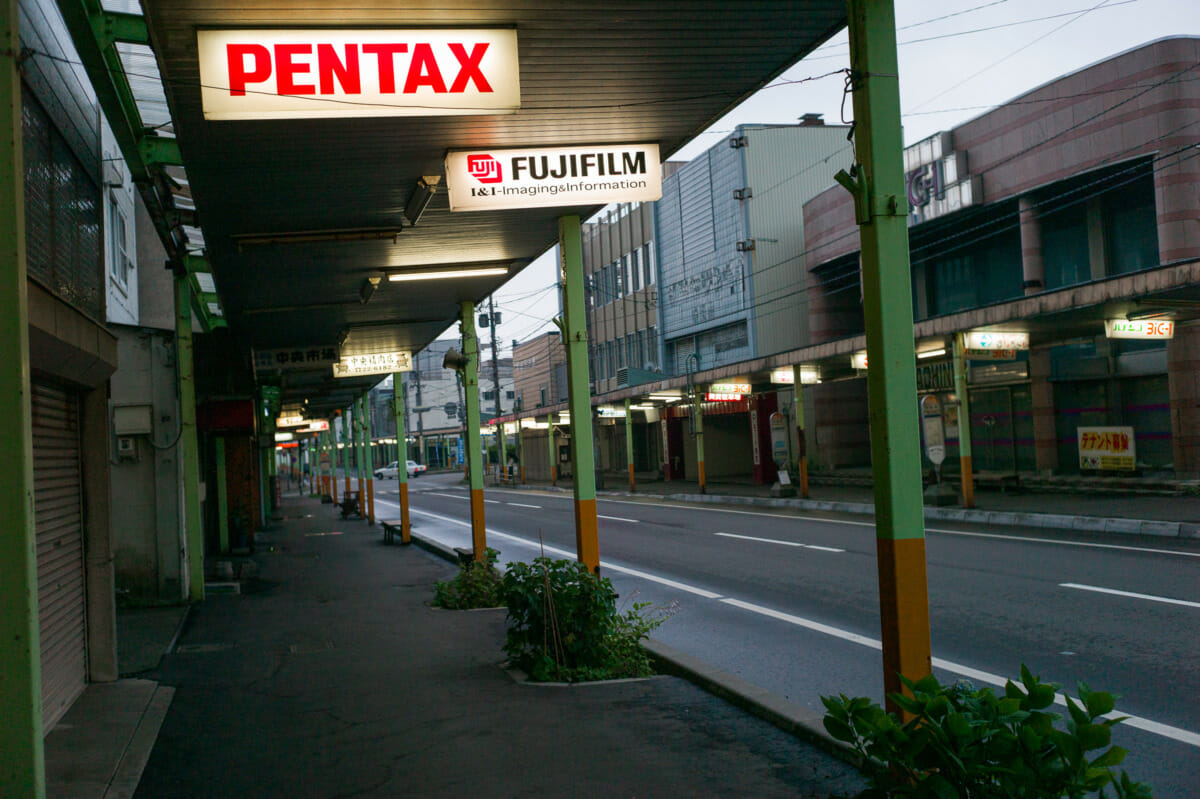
[374,460,425,479]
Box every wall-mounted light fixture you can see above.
[359,276,382,304]
[404,176,441,225]
[387,266,508,283]
[916,348,947,359]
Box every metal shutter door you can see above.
[32,381,87,731]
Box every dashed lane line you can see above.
[716,532,845,553]
[1060,583,1200,609]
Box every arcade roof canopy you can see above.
[67,0,847,416]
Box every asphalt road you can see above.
[371,471,1200,797]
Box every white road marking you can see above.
[927,528,1200,558]
[1060,583,1200,609]
[717,532,845,553]
[583,496,1197,560]
[391,499,1200,748]
[507,502,542,509]
[725,597,1200,748]
[598,515,639,523]
[428,492,469,500]
[484,499,500,504]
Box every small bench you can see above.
[339,491,362,519]
[381,519,407,545]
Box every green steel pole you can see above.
[692,390,706,494]
[1,1,47,790]
[559,216,600,572]
[215,437,229,554]
[392,374,411,542]
[792,365,810,498]
[356,395,367,517]
[547,413,556,485]
[363,392,375,524]
[844,0,932,710]
[175,273,205,602]
[517,419,525,484]
[625,397,635,492]
[953,333,975,508]
[460,302,487,559]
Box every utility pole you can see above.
[488,294,503,475]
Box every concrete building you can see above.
[13,0,121,732]
[801,36,1200,478]
[513,331,567,412]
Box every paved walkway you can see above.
[49,494,865,798]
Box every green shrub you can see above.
[821,666,1152,798]
[501,557,673,682]
[433,548,504,609]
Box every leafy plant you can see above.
[821,666,1152,798]
[501,556,674,682]
[433,548,504,609]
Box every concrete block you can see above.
[1137,521,1181,537]
[1102,518,1142,535]
[1071,516,1107,532]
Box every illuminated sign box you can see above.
[446,144,662,211]
[769,367,820,385]
[705,393,743,402]
[197,29,520,120]
[964,331,1028,351]
[333,351,413,378]
[850,352,868,370]
[1105,319,1174,340]
[709,382,750,394]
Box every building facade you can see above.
[802,36,1200,478]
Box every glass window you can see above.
[108,192,132,288]
[643,241,656,285]
[616,336,626,369]
[630,249,642,291]
[1042,206,1089,290]
[614,260,624,298]
[607,341,616,376]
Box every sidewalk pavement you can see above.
[521,472,1200,538]
[49,494,866,798]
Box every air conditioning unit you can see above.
[736,240,756,252]
[733,187,753,201]
[729,136,748,149]
[616,367,629,388]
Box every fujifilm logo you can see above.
[447,144,662,212]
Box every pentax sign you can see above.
[197,29,520,120]
[446,144,662,211]
[1105,319,1174,340]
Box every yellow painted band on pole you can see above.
[875,536,933,716]
[367,478,375,525]
[574,497,599,573]
[399,482,411,543]
[470,488,487,560]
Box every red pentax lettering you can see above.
[225,41,494,96]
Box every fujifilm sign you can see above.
[446,144,662,211]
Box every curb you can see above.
[641,639,863,769]
[661,493,1189,539]
[486,482,1190,539]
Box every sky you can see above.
[456,0,1200,353]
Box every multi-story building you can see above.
[656,120,854,374]
[513,331,567,411]
[801,36,1200,478]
